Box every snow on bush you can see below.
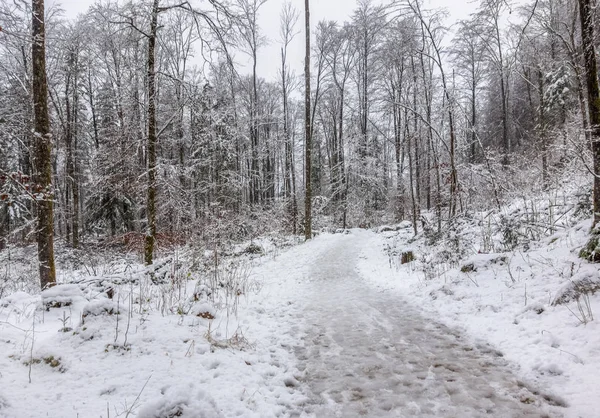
[136,384,223,418]
[552,267,600,306]
[0,290,33,307]
[41,284,84,309]
[81,299,119,318]
[460,253,508,273]
[190,302,216,319]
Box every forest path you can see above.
[283,230,562,417]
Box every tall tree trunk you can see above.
[393,85,403,220]
[578,0,600,228]
[87,68,99,150]
[470,71,477,162]
[65,49,79,248]
[407,109,418,236]
[338,88,347,227]
[71,55,80,248]
[65,71,72,244]
[499,69,509,163]
[32,0,56,289]
[144,0,160,266]
[304,0,312,240]
[495,16,510,165]
[574,65,592,147]
[250,44,260,205]
[537,68,549,191]
[419,48,432,209]
[282,47,296,232]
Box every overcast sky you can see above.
[48,0,480,80]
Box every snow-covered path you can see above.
[272,230,564,417]
[0,229,570,417]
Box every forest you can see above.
[3,0,600,416]
[1,0,600,286]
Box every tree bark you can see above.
[537,68,548,191]
[578,0,600,227]
[65,49,80,248]
[281,45,298,234]
[304,0,312,240]
[32,0,56,289]
[144,0,160,266]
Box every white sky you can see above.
[49,0,480,80]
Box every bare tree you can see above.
[279,2,299,233]
[237,0,267,205]
[408,0,459,217]
[476,0,511,164]
[320,22,355,227]
[452,20,486,163]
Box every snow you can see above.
[2,207,600,416]
[136,384,223,418]
[40,284,85,309]
[81,298,119,317]
[0,241,310,418]
[275,231,564,417]
[361,220,600,418]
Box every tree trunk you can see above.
[31,0,56,289]
[537,68,548,191]
[250,44,260,205]
[87,68,99,150]
[304,0,312,240]
[578,0,600,228]
[144,0,160,266]
[65,50,80,248]
[471,70,477,162]
[65,70,72,244]
[393,85,403,220]
[72,63,80,248]
[282,47,296,232]
[407,111,418,236]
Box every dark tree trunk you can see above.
[578,0,600,227]
[65,50,80,248]
[144,0,160,266]
[537,68,549,190]
[32,0,56,289]
[250,45,260,205]
[304,0,312,240]
[87,68,99,150]
[471,72,477,162]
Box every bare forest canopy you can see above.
[0,0,598,256]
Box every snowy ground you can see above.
[280,231,565,417]
[363,221,600,418]
[0,238,311,418]
[3,222,596,417]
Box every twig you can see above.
[124,374,152,418]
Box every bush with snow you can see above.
[81,299,119,321]
[41,284,85,310]
[460,253,508,273]
[552,269,600,306]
